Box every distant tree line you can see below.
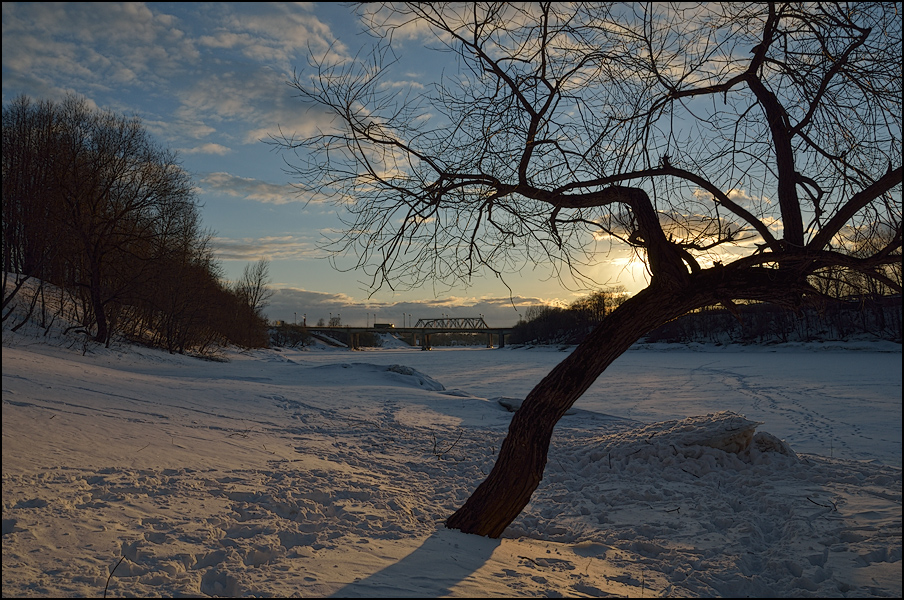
[646,254,902,345]
[268,317,388,349]
[269,323,314,348]
[509,287,629,345]
[423,332,491,347]
[325,328,382,348]
[512,288,901,346]
[645,296,901,344]
[2,95,269,353]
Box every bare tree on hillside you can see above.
[272,3,902,537]
[3,95,198,346]
[2,97,67,325]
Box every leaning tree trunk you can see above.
[444,282,713,537]
[446,264,815,537]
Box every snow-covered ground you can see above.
[2,326,901,597]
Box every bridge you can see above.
[309,316,513,350]
[414,317,488,328]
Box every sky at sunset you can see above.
[1,2,650,327]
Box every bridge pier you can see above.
[484,332,507,348]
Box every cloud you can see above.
[1,2,199,95]
[352,4,439,44]
[169,62,333,148]
[264,287,557,327]
[379,79,426,91]
[200,172,309,205]
[181,143,231,155]
[1,2,342,158]
[761,216,784,232]
[726,188,773,205]
[691,187,774,208]
[211,235,319,261]
[215,3,341,68]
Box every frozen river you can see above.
[4,333,900,597]
[296,342,903,466]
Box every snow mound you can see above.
[494,397,524,412]
[632,411,763,453]
[597,411,796,465]
[378,333,412,348]
[384,364,445,391]
[309,362,445,391]
[752,430,798,458]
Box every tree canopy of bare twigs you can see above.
[272,2,902,537]
[3,94,270,352]
[234,258,275,318]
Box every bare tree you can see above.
[272,2,902,537]
[234,258,275,318]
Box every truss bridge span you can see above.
[310,316,512,350]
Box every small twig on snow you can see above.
[432,429,464,458]
[104,555,126,598]
[807,496,838,511]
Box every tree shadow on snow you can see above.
[330,527,500,598]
